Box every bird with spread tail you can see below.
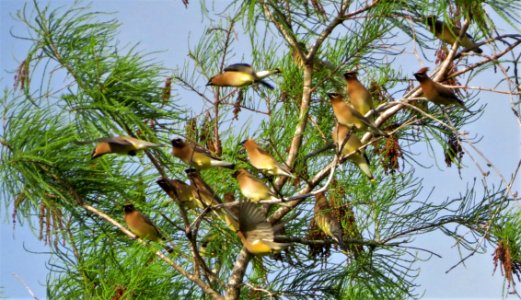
[332,123,374,181]
[207,63,281,90]
[86,136,163,159]
[156,178,203,210]
[314,192,346,250]
[236,201,289,255]
[327,93,387,136]
[233,169,281,202]
[240,139,295,178]
[171,138,234,169]
[413,67,469,111]
[425,16,482,54]
[344,71,373,117]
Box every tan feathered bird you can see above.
[314,192,346,250]
[124,203,163,241]
[171,138,234,169]
[207,63,281,90]
[344,71,373,116]
[241,139,295,178]
[413,67,468,111]
[425,16,482,54]
[332,124,374,181]
[156,178,203,210]
[185,169,239,231]
[237,201,289,255]
[89,136,163,159]
[233,169,280,202]
[327,93,386,136]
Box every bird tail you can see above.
[351,154,374,181]
[210,160,235,169]
[143,142,165,148]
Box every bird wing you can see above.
[224,63,254,74]
[239,201,269,233]
[192,143,223,161]
[435,83,461,102]
[100,136,134,146]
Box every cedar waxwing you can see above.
[314,192,346,250]
[237,201,289,255]
[327,93,387,136]
[240,139,295,178]
[90,136,163,159]
[332,124,374,181]
[425,16,482,54]
[171,138,234,169]
[344,71,373,116]
[413,67,468,109]
[185,169,239,231]
[233,169,280,202]
[156,178,203,210]
[207,63,281,90]
[123,203,163,242]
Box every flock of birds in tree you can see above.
[84,16,482,256]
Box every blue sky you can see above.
[1,1,520,299]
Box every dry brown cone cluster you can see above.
[111,286,127,300]
[444,133,464,168]
[331,184,364,257]
[493,240,521,290]
[14,59,30,91]
[162,76,172,104]
[306,218,332,259]
[378,133,402,174]
[233,91,244,120]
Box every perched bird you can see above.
[327,93,386,136]
[233,169,280,202]
[185,169,222,208]
[413,67,468,110]
[314,192,345,250]
[89,136,163,159]
[332,123,374,181]
[185,169,239,231]
[425,16,482,54]
[207,63,281,90]
[171,138,234,169]
[156,178,203,210]
[237,201,289,255]
[240,139,295,178]
[123,203,163,242]
[344,71,373,116]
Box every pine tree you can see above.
[2,1,521,299]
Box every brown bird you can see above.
[332,124,374,181]
[123,203,163,242]
[413,67,468,110]
[89,136,163,159]
[185,169,239,231]
[171,138,234,169]
[233,169,280,202]
[344,71,373,117]
[327,93,386,136]
[156,178,203,210]
[240,139,295,178]
[314,192,345,250]
[237,201,289,255]
[207,63,281,90]
[425,16,482,54]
